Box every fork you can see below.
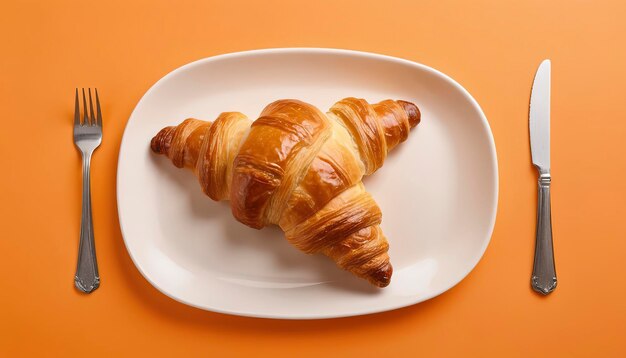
[73,88,102,293]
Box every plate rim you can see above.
[117,47,499,319]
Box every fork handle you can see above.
[75,152,100,293]
[531,173,557,295]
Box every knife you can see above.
[530,59,557,295]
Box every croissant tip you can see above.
[150,135,160,152]
[370,263,393,288]
[398,100,421,128]
[151,126,174,155]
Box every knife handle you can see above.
[531,173,557,295]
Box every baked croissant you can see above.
[151,98,420,287]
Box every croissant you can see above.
[151,97,420,287]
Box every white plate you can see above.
[118,48,498,319]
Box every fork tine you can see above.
[95,89,102,127]
[88,88,96,126]
[82,88,90,125]
[74,88,81,125]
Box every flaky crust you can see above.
[230,100,331,228]
[151,97,420,287]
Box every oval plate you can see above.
[117,48,498,319]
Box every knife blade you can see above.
[530,60,551,172]
[529,59,557,295]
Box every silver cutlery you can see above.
[529,60,557,295]
[73,88,102,293]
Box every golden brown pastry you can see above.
[151,98,420,287]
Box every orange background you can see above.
[1,0,625,356]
